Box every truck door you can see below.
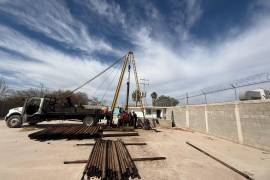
[25,98,41,115]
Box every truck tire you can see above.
[6,115,22,128]
[83,116,95,126]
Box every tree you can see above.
[50,90,89,105]
[155,95,179,107]
[151,92,158,106]
[88,96,106,106]
[0,78,8,99]
[38,83,49,97]
[132,89,142,106]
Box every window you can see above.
[25,98,41,115]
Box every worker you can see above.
[129,111,133,126]
[132,111,137,128]
[118,110,129,126]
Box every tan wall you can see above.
[239,101,270,150]
[173,106,186,127]
[207,104,238,142]
[163,100,270,151]
[188,106,206,132]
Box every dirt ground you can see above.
[0,120,269,180]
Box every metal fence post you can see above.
[231,84,237,101]
[186,92,189,105]
[202,91,207,104]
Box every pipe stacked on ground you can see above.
[28,125,101,140]
[81,139,139,180]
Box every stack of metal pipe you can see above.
[81,139,139,180]
[28,125,101,140]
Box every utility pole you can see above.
[140,78,149,106]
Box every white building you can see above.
[128,106,167,119]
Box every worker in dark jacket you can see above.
[132,111,137,128]
[129,112,133,126]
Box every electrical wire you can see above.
[91,59,122,98]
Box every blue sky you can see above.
[0,0,270,103]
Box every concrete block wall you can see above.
[239,101,270,150]
[188,106,206,132]
[207,104,239,142]
[163,100,270,151]
[172,106,186,127]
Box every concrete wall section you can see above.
[166,108,173,121]
[158,120,172,128]
[188,105,206,132]
[239,101,270,150]
[207,104,238,142]
[172,107,186,127]
[156,100,270,151]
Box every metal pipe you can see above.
[186,142,253,180]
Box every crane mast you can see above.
[111,51,145,120]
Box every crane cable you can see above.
[101,60,123,102]
[65,54,126,97]
[91,59,122,98]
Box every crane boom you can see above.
[130,52,145,119]
[111,51,145,120]
[111,52,130,114]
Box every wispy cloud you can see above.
[0,0,122,55]
[133,13,270,97]
[83,0,126,25]
[0,0,270,104]
[0,24,120,94]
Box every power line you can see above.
[140,78,149,106]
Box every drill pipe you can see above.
[81,139,139,180]
[28,125,101,140]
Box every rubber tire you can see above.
[83,116,95,126]
[6,115,22,128]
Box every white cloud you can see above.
[84,0,125,25]
[184,0,203,28]
[0,25,121,97]
[132,14,270,98]
[171,0,202,41]
[0,0,122,55]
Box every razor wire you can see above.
[178,72,270,105]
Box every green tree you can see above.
[0,78,8,99]
[151,92,158,106]
[132,89,142,106]
[155,95,179,107]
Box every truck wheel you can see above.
[83,116,95,126]
[6,115,22,128]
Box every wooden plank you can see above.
[64,157,166,164]
[102,128,135,132]
[132,157,166,161]
[103,132,139,137]
[76,142,147,146]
